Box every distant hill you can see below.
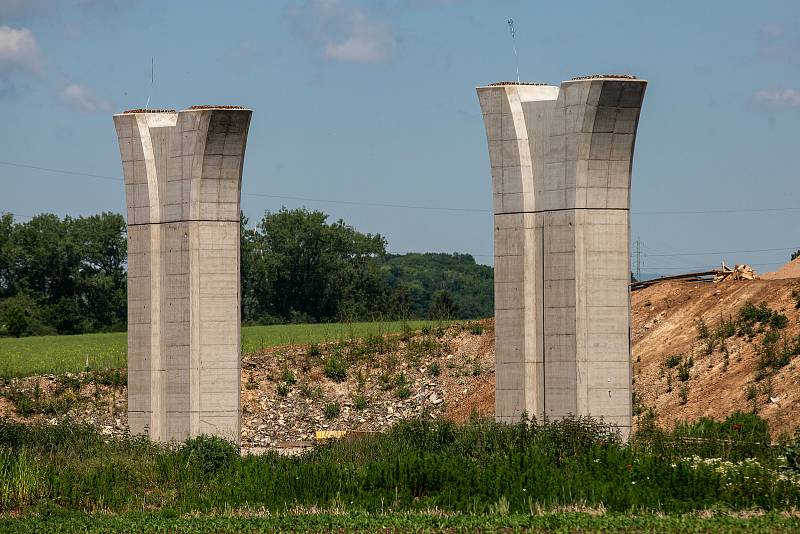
[380,253,493,320]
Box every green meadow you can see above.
[0,320,443,379]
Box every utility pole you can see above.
[635,237,642,281]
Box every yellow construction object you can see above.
[315,430,348,441]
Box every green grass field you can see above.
[3,511,798,533]
[0,320,443,379]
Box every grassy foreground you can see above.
[2,511,799,533]
[1,415,800,516]
[0,320,443,379]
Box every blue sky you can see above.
[1,0,799,274]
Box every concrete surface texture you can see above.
[477,77,646,438]
[113,106,252,443]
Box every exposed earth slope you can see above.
[632,276,800,437]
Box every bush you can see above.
[181,435,238,473]
[696,318,709,340]
[281,367,296,385]
[769,313,789,330]
[93,369,126,387]
[664,355,681,368]
[323,354,348,382]
[397,386,411,400]
[428,363,440,377]
[324,402,341,419]
[354,395,368,410]
[676,359,691,382]
[782,428,800,474]
[0,294,45,338]
[715,316,737,339]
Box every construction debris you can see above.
[631,263,758,291]
[713,262,757,283]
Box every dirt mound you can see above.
[0,322,497,448]
[761,257,800,280]
[632,278,800,437]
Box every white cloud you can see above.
[60,82,111,112]
[313,0,395,63]
[754,88,800,108]
[0,25,43,74]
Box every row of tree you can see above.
[0,209,493,336]
[0,212,127,336]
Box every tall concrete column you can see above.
[477,76,646,438]
[114,106,252,443]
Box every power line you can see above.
[2,159,800,216]
[646,261,786,272]
[633,206,800,215]
[0,160,123,183]
[0,160,487,213]
[644,246,800,257]
[243,192,487,213]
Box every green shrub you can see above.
[664,354,681,368]
[469,323,484,336]
[277,383,289,397]
[696,318,710,339]
[676,359,691,382]
[378,372,393,391]
[782,428,800,474]
[770,313,789,330]
[93,369,126,387]
[428,363,440,377]
[394,373,407,389]
[354,395,368,410]
[397,386,411,400]
[715,316,737,339]
[472,361,482,376]
[324,402,341,419]
[281,367,296,385]
[307,343,322,357]
[182,435,238,473]
[323,354,348,382]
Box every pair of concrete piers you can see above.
[114,75,645,444]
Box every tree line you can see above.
[0,209,493,337]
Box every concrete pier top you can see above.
[114,107,252,227]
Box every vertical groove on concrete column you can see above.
[540,223,546,417]
[189,222,200,436]
[150,227,162,440]
[135,116,164,441]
